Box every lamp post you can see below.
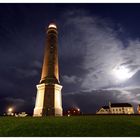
[7,107,14,116]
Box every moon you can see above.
[113,65,134,81]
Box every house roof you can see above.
[111,103,132,107]
[102,106,109,109]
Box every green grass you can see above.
[0,115,140,137]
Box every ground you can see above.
[0,115,140,137]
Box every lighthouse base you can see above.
[33,83,63,117]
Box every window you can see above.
[50,47,54,53]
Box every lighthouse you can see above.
[33,23,63,117]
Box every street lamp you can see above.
[8,108,13,112]
[7,107,14,116]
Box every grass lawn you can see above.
[0,115,140,137]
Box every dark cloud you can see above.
[60,10,140,90]
[62,75,82,84]
[59,9,140,109]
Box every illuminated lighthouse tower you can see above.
[33,23,63,117]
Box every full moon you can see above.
[113,66,133,81]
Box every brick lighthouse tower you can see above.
[33,23,63,117]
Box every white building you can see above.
[96,106,110,114]
[15,112,28,117]
[96,102,134,114]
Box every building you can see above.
[110,103,134,114]
[137,104,140,114]
[96,106,110,114]
[15,112,28,117]
[33,23,63,117]
[96,102,134,114]
[64,108,81,116]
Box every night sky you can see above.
[1,3,140,115]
